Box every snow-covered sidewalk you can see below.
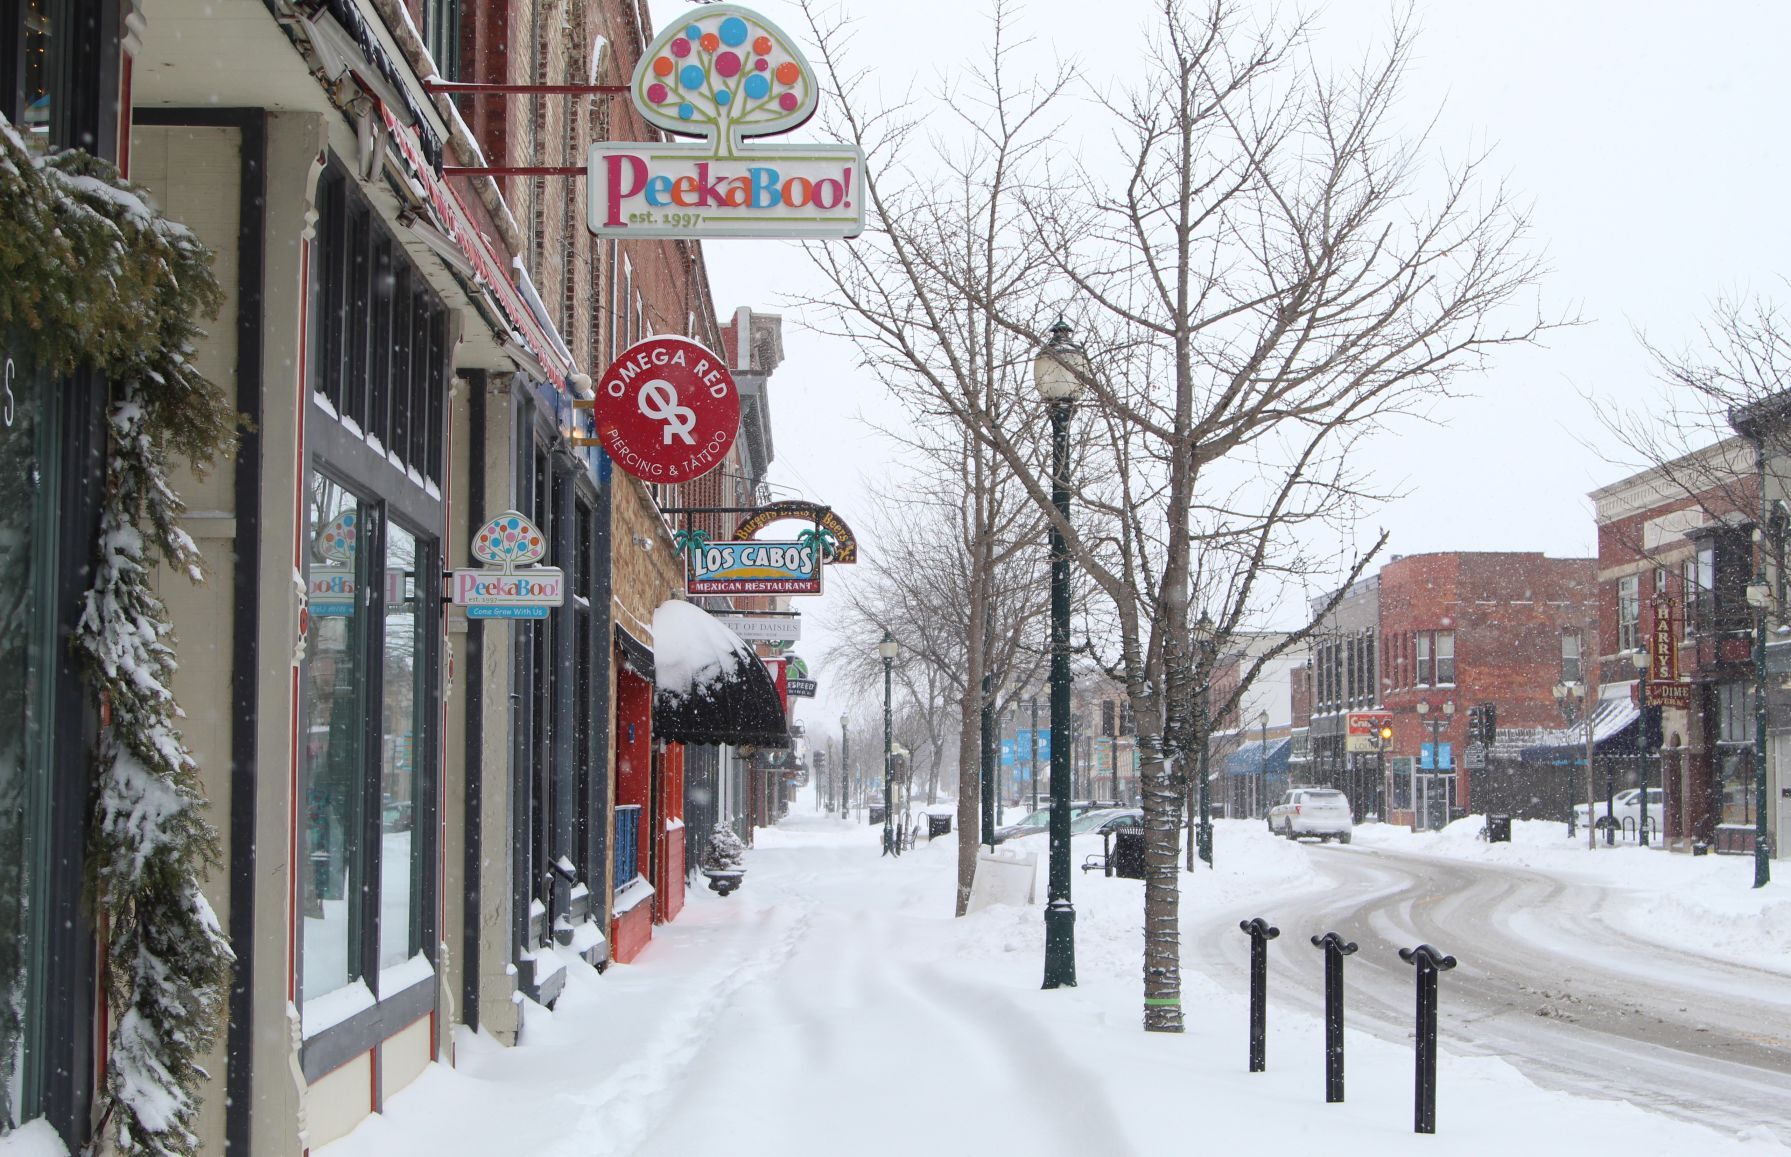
[321,812,1788,1156]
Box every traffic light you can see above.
[1377,724,1394,747]
[1481,703,1496,748]
[1466,705,1485,747]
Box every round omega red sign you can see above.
[592,336,741,482]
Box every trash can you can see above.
[1486,813,1512,843]
[927,814,952,839]
[868,804,886,826]
[1111,830,1147,879]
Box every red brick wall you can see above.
[1379,553,1598,809]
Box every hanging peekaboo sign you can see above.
[587,5,865,240]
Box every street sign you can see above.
[1015,728,1052,762]
[686,539,822,595]
[786,678,816,698]
[588,336,740,483]
[718,615,801,642]
[449,512,565,619]
[1648,680,1692,710]
[1345,711,1394,753]
[587,6,866,241]
[1463,743,1487,771]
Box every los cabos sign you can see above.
[587,5,864,240]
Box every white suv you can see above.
[1267,787,1354,844]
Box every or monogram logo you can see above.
[2,357,15,428]
[638,378,697,445]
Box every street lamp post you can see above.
[1257,711,1269,819]
[1747,568,1774,885]
[880,630,899,856]
[1629,648,1654,846]
[1413,700,1455,831]
[1191,614,1215,869]
[1035,318,1088,989]
[840,714,850,821]
[1554,671,1596,850]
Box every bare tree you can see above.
[802,0,1551,1030]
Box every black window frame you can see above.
[298,158,449,1085]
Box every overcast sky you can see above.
[645,0,1791,739]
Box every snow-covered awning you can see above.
[1222,737,1291,778]
[1519,693,1643,762]
[651,601,789,749]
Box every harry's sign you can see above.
[587,6,865,240]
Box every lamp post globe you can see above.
[1033,318,1087,990]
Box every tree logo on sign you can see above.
[637,6,818,157]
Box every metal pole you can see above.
[981,668,996,847]
[1043,396,1078,989]
[1311,932,1359,1102]
[1586,625,1598,852]
[1240,918,1279,1072]
[1400,944,1458,1134]
[840,726,849,819]
[1197,672,1214,867]
[1755,437,1774,886]
[883,657,895,857]
[1029,698,1040,815]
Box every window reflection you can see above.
[379,523,423,971]
[20,0,54,152]
[0,356,51,1130]
[302,480,364,1003]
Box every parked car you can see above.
[992,800,1122,843]
[1069,808,1144,837]
[1266,787,1353,843]
[1573,787,1663,835]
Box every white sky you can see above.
[646,0,1791,738]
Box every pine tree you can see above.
[2,113,236,1155]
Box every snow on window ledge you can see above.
[377,952,436,1001]
[301,979,376,1039]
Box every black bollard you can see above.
[1238,918,1280,1072]
[1309,932,1358,1103]
[1399,943,1458,1134]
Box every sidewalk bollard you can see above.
[1239,917,1280,1072]
[1310,931,1358,1103]
[1399,943,1458,1134]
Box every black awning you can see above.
[616,624,655,681]
[651,601,789,748]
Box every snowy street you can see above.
[322,812,1789,1157]
[1186,830,1791,1141]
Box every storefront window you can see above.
[0,353,54,1131]
[18,0,56,151]
[302,480,366,1004]
[378,523,424,971]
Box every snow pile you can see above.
[650,600,756,703]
